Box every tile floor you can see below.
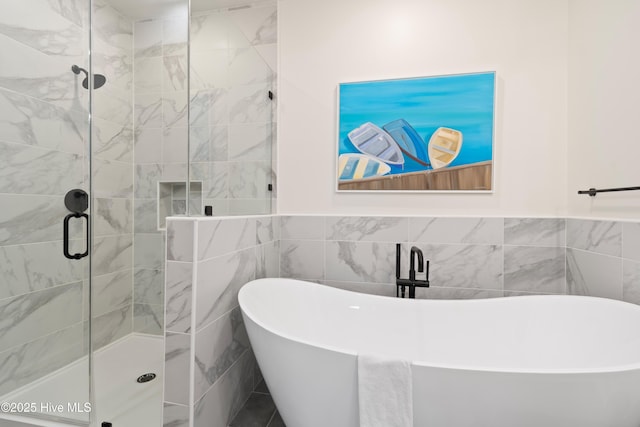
[229,380,286,427]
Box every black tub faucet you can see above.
[396,244,430,298]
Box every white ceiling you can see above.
[107,0,274,19]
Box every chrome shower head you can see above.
[71,65,107,89]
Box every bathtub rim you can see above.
[239,278,640,375]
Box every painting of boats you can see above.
[337,71,495,192]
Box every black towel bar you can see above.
[577,186,640,197]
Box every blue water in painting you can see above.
[339,72,495,174]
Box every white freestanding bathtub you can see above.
[239,278,640,427]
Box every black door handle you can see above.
[64,212,89,260]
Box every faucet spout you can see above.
[409,246,424,281]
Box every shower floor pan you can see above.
[0,334,163,427]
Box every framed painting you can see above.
[337,71,495,192]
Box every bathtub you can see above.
[239,278,640,427]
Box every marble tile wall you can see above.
[0,0,91,394]
[280,216,568,298]
[133,13,188,335]
[189,4,277,216]
[164,215,278,427]
[566,219,640,303]
[91,0,135,349]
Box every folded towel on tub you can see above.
[357,354,413,427]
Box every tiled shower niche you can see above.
[158,181,202,230]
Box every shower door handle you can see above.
[63,212,89,260]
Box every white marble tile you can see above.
[163,17,187,56]
[256,241,279,279]
[93,118,133,163]
[228,83,272,124]
[190,125,228,162]
[254,44,277,72]
[326,217,408,242]
[162,162,188,181]
[134,19,162,57]
[134,303,164,335]
[0,88,85,154]
[135,163,162,198]
[190,12,232,52]
[0,195,69,246]
[0,282,82,352]
[280,216,324,240]
[0,141,83,196]
[93,86,133,126]
[135,233,165,270]
[193,350,254,427]
[92,0,132,52]
[134,56,163,94]
[322,281,396,297]
[135,92,162,129]
[93,158,133,198]
[0,241,84,299]
[163,402,189,427]
[566,248,622,300]
[195,248,256,329]
[163,55,188,92]
[134,128,162,163]
[92,46,132,93]
[325,241,396,284]
[256,216,278,244]
[228,48,272,87]
[134,268,164,306]
[401,243,503,290]
[504,218,565,246]
[229,5,277,46]
[227,198,272,216]
[165,261,192,334]
[504,246,565,294]
[93,234,133,276]
[163,90,188,128]
[194,307,249,401]
[167,220,194,262]
[623,222,640,262]
[0,323,84,396]
[134,199,158,233]
[190,50,229,91]
[415,286,503,300]
[190,89,229,127]
[165,333,191,406]
[566,219,622,257]
[280,240,324,281]
[197,217,256,261]
[92,269,133,318]
[92,304,132,350]
[163,126,189,163]
[623,260,640,305]
[409,217,503,244]
[94,197,132,237]
[228,123,272,162]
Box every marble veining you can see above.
[0,322,84,396]
[504,246,565,293]
[163,55,188,92]
[0,241,84,299]
[94,198,132,237]
[93,118,133,163]
[416,286,503,300]
[0,195,69,246]
[280,216,324,240]
[167,220,194,262]
[256,216,278,245]
[135,233,166,270]
[229,6,277,46]
[228,83,272,124]
[623,222,640,262]
[0,282,82,352]
[325,241,396,284]
[165,261,193,334]
[198,218,256,261]
[165,333,191,406]
[189,89,229,127]
[504,218,565,247]
[228,123,271,162]
[566,248,622,299]
[280,240,324,281]
[134,268,165,305]
[325,216,408,242]
[92,304,132,350]
[567,219,622,257]
[257,241,279,279]
[623,260,640,305]
[93,158,133,199]
[134,303,164,335]
[135,163,163,198]
[163,402,189,427]
[196,248,256,330]
[92,234,133,276]
[409,217,503,244]
[135,93,162,129]
[92,270,133,318]
[194,307,249,400]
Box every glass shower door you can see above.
[0,0,92,425]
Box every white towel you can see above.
[357,354,413,427]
